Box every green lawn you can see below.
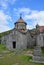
[0,44,44,65]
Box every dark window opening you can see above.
[0,39,1,44]
[13,41,16,48]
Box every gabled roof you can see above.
[39,26,44,32]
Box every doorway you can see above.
[13,41,16,48]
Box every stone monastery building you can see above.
[1,16,44,50]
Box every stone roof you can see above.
[15,16,27,25]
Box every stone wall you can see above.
[15,30,27,49]
[26,31,33,48]
[1,28,44,50]
[1,29,27,50]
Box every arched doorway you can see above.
[13,41,16,48]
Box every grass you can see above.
[0,54,44,65]
[0,44,7,50]
[0,53,44,65]
[41,47,44,58]
[0,44,44,65]
[0,30,11,38]
[41,47,44,53]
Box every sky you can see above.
[0,0,44,32]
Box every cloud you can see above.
[0,0,8,9]
[0,7,44,32]
[14,7,44,29]
[27,25,33,29]
[0,10,12,33]
[0,0,16,9]
[24,10,44,27]
[18,8,31,14]
[14,8,31,16]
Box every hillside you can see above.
[0,28,36,38]
[0,30,11,38]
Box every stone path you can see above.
[13,63,19,65]
[0,54,4,58]
[2,50,10,53]
[24,51,33,56]
[0,55,2,57]
[13,51,21,55]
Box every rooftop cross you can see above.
[20,13,22,19]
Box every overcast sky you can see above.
[0,0,44,32]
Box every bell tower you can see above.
[14,15,27,30]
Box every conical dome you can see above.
[15,16,27,24]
